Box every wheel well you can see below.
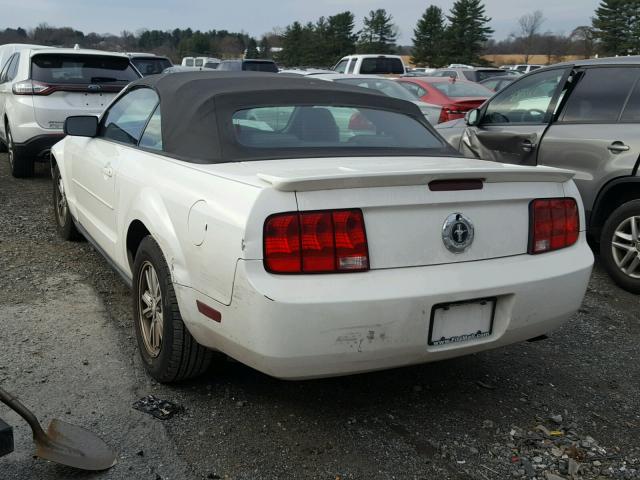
[126,220,150,269]
[590,179,640,240]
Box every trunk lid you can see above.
[201,157,575,269]
[447,98,487,111]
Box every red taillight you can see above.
[12,80,53,95]
[438,104,471,123]
[529,198,579,254]
[264,209,369,274]
[263,213,301,273]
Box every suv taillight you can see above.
[264,209,369,274]
[12,80,53,95]
[529,198,579,254]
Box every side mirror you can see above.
[64,116,98,137]
[465,109,480,126]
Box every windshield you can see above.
[131,57,172,76]
[431,81,491,98]
[232,105,444,151]
[335,78,418,102]
[31,54,139,84]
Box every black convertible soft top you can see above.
[128,71,451,163]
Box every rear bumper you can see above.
[177,239,593,379]
[14,134,64,160]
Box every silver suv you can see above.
[436,57,640,293]
[0,47,139,177]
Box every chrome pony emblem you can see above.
[442,213,474,253]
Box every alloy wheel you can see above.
[138,261,164,357]
[611,216,640,279]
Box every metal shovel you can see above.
[0,386,117,471]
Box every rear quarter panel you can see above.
[114,150,297,306]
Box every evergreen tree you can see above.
[258,36,271,59]
[593,0,639,55]
[411,5,447,67]
[445,0,493,64]
[326,12,358,62]
[245,38,259,58]
[357,9,397,54]
[280,21,305,66]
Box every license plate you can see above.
[428,298,496,346]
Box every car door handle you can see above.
[608,142,630,153]
[521,140,537,152]
[102,166,113,177]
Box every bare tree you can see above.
[518,10,545,63]
[570,26,596,59]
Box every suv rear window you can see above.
[232,105,443,150]
[360,57,404,75]
[31,54,139,85]
[131,57,172,76]
[243,61,278,73]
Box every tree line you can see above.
[0,0,635,68]
[0,24,277,62]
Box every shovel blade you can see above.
[35,419,117,471]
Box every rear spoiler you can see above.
[257,165,575,192]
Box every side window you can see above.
[7,54,20,81]
[620,76,640,123]
[346,60,356,74]
[139,105,162,151]
[99,88,159,145]
[333,59,348,73]
[561,67,639,123]
[0,54,12,83]
[3,54,18,83]
[482,68,566,125]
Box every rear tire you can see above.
[52,163,81,241]
[600,200,640,294]
[6,123,34,178]
[132,236,214,382]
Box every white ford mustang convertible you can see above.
[51,72,593,382]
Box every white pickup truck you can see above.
[332,54,406,75]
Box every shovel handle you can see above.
[0,386,47,442]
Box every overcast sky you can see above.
[1,0,601,42]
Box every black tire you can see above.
[6,123,34,178]
[52,163,81,241]
[132,236,214,382]
[600,199,640,294]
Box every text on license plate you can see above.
[428,298,496,346]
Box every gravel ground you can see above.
[0,155,638,480]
